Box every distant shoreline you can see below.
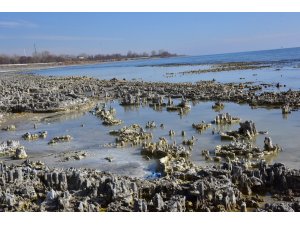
[0,55,183,73]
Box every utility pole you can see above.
[34,43,37,55]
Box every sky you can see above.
[0,13,300,56]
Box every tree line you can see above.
[0,50,177,65]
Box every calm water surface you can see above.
[1,100,299,177]
[31,48,300,90]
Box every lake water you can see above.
[31,47,300,90]
[1,99,299,177]
[2,47,300,177]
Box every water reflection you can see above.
[1,99,300,176]
[282,113,289,120]
[41,111,87,123]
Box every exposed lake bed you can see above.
[1,54,300,212]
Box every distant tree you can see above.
[151,50,157,57]
[0,55,10,64]
[127,51,133,58]
[19,56,30,64]
[142,52,149,57]
[0,49,176,64]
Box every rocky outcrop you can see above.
[145,121,157,129]
[282,104,291,114]
[1,73,300,114]
[212,113,240,125]
[48,135,72,145]
[0,140,22,157]
[93,105,122,126]
[238,121,257,138]
[211,138,281,164]
[212,101,224,111]
[0,159,299,212]
[166,97,191,112]
[109,124,152,147]
[1,125,16,131]
[22,131,47,140]
[220,120,258,140]
[141,138,191,159]
[192,122,212,132]
[120,93,140,106]
[14,147,28,159]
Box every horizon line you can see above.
[1,46,300,58]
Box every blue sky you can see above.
[0,13,300,56]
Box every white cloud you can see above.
[0,20,38,28]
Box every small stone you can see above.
[77,201,84,212]
[241,202,247,212]
[2,124,16,131]
[5,193,15,207]
[14,146,28,159]
[46,189,57,202]
[74,155,84,160]
[104,157,113,162]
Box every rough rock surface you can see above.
[0,160,299,212]
[1,73,300,114]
